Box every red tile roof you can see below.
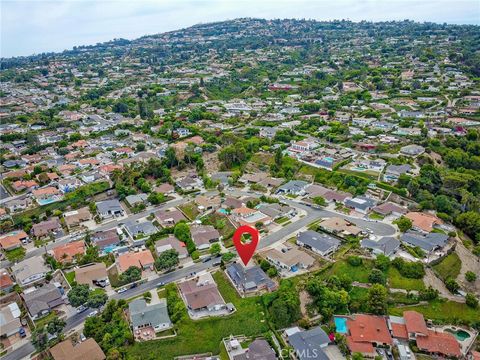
[0,271,14,290]
[404,311,428,335]
[416,330,461,358]
[347,314,393,345]
[52,240,85,263]
[346,336,375,355]
[391,323,408,340]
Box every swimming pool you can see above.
[351,167,367,171]
[102,244,118,254]
[323,157,334,162]
[444,328,471,341]
[334,316,348,334]
[37,197,57,205]
[218,208,230,215]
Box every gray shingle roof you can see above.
[288,327,330,360]
[401,231,449,252]
[129,298,171,329]
[297,230,340,253]
[226,263,276,291]
[361,237,400,256]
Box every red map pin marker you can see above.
[233,225,259,266]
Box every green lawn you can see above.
[126,271,269,360]
[389,299,480,325]
[178,202,200,221]
[369,213,385,220]
[34,311,57,329]
[432,252,461,281]
[387,267,425,291]
[325,259,373,283]
[274,217,289,224]
[65,271,76,285]
[5,247,26,262]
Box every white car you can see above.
[117,287,128,294]
[87,310,98,317]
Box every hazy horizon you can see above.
[2,0,479,58]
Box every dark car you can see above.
[19,328,26,338]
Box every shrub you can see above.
[391,258,425,279]
[347,255,362,267]
[466,293,478,308]
[465,271,477,282]
[445,278,460,293]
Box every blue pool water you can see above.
[218,208,229,215]
[38,198,57,205]
[334,316,348,334]
[102,244,117,254]
[323,157,334,162]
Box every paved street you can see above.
[2,188,396,360]
[0,197,188,269]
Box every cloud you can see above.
[1,0,479,57]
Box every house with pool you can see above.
[334,310,466,358]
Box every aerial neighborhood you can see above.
[0,17,479,360]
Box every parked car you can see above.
[80,333,86,342]
[76,305,87,313]
[87,310,98,317]
[19,327,26,338]
[117,287,127,294]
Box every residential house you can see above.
[340,314,393,357]
[155,235,188,259]
[91,229,120,250]
[129,298,172,332]
[4,197,32,213]
[96,199,124,219]
[239,172,268,184]
[319,217,362,237]
[57,178,82,193]
[0,269,14,293]
[322,190,350,204]
[176,174,202,191]
[51,240,85,263]
[226,263,277,294]
[230,206,272,227]
[195,195,222,211]
[401,231,449,253]
[123,220,158,243]
[11,180,38,193]
[63,207,91,229]
[0,302,22,337]
[372,202,407,218]
[125,193,148,207]
[155,208,187,228]
[296,231,340,257]
[263,247,315,273]
[190,225,220,250]
[229,338,277,360]
[222,197,244,210]
[11,256,49,286]
[74,263,109,288]
[344,196,377,214]
[154,183,175,194]
[276,180,309,196]
[32,186,62,204]
[32,217,62,238]
[384,164,412,182]
[361,237,401,257]
[400,145,425,157]
[49,338,105,360]
[389,311,461,358]
[405,212,443,233]
[0,230,28,250]
[117,250,155,273]
[22,283,64,319]
[284,326,330,360]
[178,274,227,314]
[257,203,296,220]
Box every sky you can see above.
[1,0,479,58]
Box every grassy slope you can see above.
[126,271,269,360]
